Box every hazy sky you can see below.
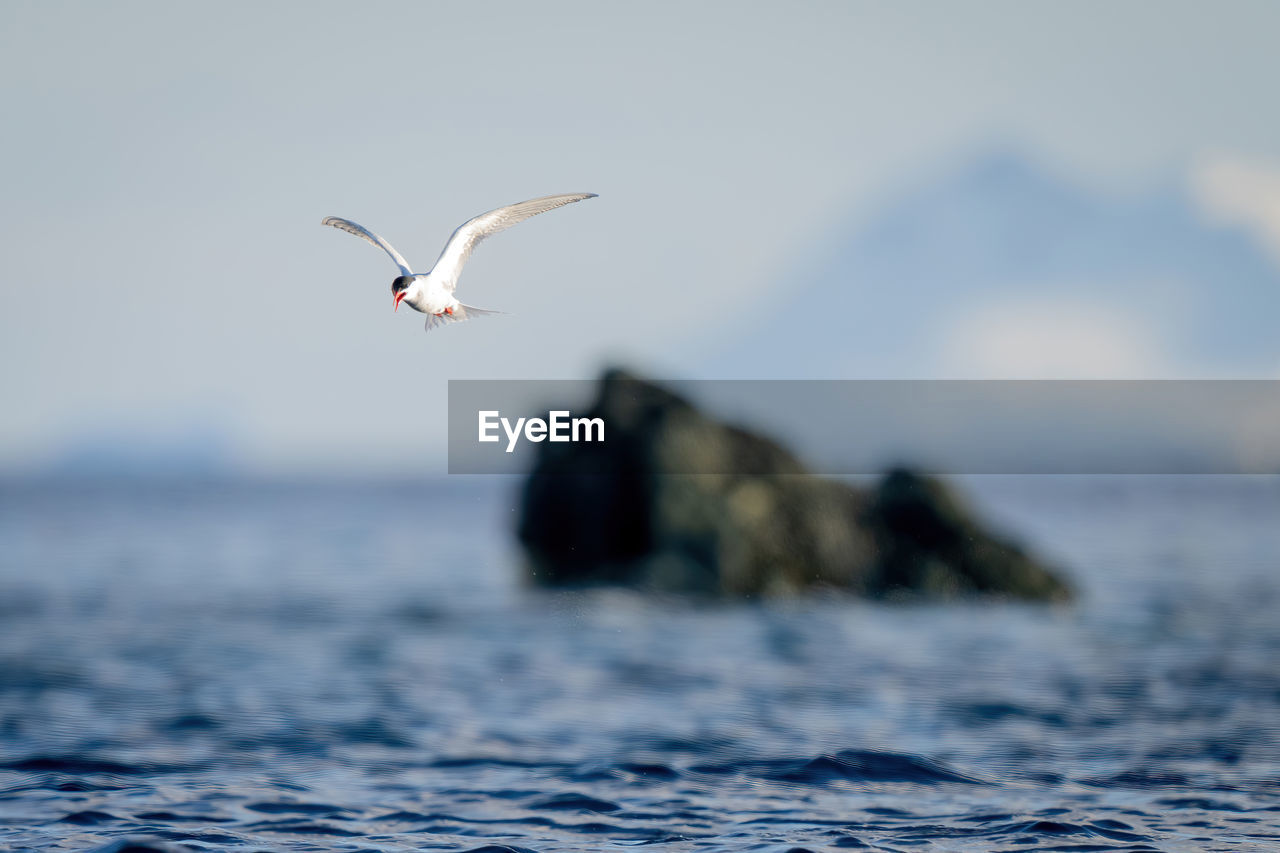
[3,1,1279,472]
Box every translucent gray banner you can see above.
[447,379,1280,475]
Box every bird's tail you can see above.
[423,303,505,332]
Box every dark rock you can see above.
[862,467,1071,600]
[517,369,1071,601]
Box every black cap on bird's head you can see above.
[391,275,411,311]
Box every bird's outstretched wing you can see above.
[321,216,413,277]
[430,193,596,291]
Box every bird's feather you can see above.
[429,193,596,291]
[321,216,413,277]
[423,303,505,333]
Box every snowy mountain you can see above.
[707,150,1280,379]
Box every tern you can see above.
[322,193,597,332]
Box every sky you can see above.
[2,1,1279,473]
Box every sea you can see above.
[0,475,1277,852]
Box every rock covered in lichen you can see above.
[517,369,1071,601]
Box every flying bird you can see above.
[322,193,597,332]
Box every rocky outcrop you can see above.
[517,370,1071,601]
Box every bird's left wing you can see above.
[429,193,596,291]
[322,217,413,277]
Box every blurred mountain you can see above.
[44,426,236,478]
[708,150,1280,378]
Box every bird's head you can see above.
[391,276,412,312]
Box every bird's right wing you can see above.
[321,217,413,276]
[430,193,596,290]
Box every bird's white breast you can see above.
[407,277,457,315]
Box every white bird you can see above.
[322,193,597,332]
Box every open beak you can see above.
[393,291,406,312]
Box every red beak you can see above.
[393,291,406,312]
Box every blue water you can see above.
[1,476,1278,851]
